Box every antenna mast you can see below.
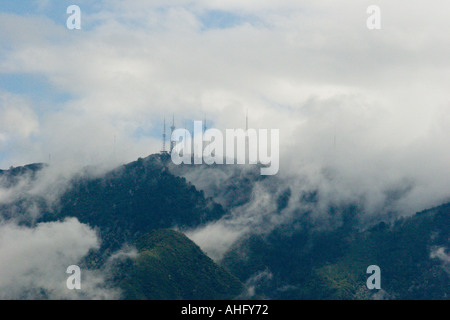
[161,117,167,153]
[170,114,176,153]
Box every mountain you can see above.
[0,155,448,300]
[115,229,243,300]
[221,203,449,299]
[0,155,243,299]
[0,163,45,188]
[42,154,226,253]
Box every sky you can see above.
[0,0,448,201]
[1,0,449,207]
[0,0,449,298]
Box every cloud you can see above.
[238,269,273,299]
[0,217,119,299]
[184,170,308,260]
[430,247,450,274]
[0,92,39,146]
[186,220,247,262]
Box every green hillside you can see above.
[1,158,448,300]
[117,229,244,300]
[309,204,449,299]
[42,154,226,252]
[222,203,449,299]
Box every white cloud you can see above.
[0,218,119,299]
[0,92,39,143]
[430,247,450,274]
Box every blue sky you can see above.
[0,1,96,117]
[0,1,248,28]
[0,73,72,112]
[0,0,100,21]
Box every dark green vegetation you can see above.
[222,203,449,299]
[0,163,45,188]
[0,163,48,222]
[44,154,225,252]
[0,155,448,299]
[117,229,243,299]
[1,155,242,300]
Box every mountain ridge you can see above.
[0,155,448,299]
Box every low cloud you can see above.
[238,269,273,299]
[0,217,119,299]
[430,247,450,274]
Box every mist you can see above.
[0,218,120,299]
[0,163,132,299]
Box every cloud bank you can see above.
[0,218,119,299]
